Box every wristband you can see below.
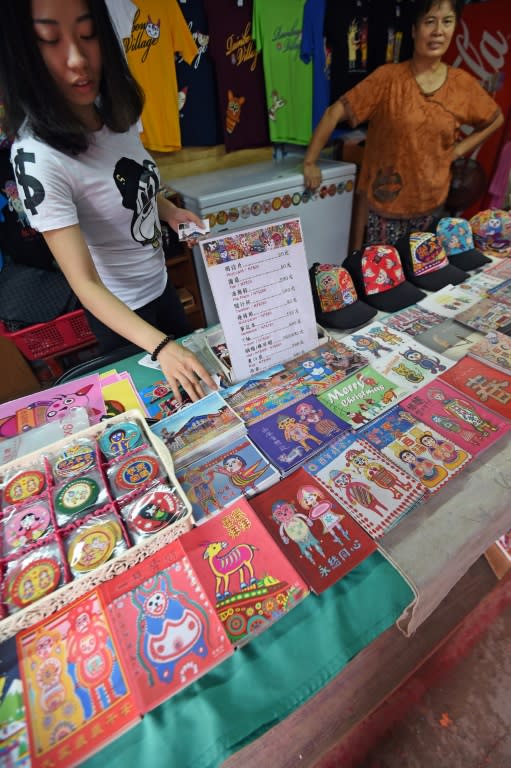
[151,334,175,362]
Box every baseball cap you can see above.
[469,209,511,258]
[309,263,377,330]
[436,216,491,270]
[396,231,468,291]
[343,244,425,311]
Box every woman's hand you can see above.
[164,203,204,233]
[303,161,322,190]
[156,340,217,403]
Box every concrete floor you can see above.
[316,575,511,768]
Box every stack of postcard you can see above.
[382,304,445,337]
[454,298,511,336]
[439,356,511,423]
[468,331,511,373]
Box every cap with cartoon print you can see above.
[396,231,468,291]
[469,209,511,258]
[309,263,376,330]
[436,216,491,270]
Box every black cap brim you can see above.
[409,263,468,291]
[448,247,491,270]
[364,280,426,312]
[316,299,377,331]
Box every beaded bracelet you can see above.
[150,334,175,362]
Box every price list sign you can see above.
[200,218,319,381]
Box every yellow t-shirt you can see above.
[341,62,500,218]
[124,0,198,152]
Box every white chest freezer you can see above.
[168,157,356,325]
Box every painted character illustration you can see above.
[272,499,325,563]
[344,449,413,499]
[132,574,207,684]
[212,453,269,493]
[114,156,160,247]
[351,335,391,357]
[296,485,348,545]
[401,348,447,373]
[295,402,340,436]
[391,362,424,384]
[203,541,257,601]
[183,468,219,519]
[398,448,443,484]
[225,90,246,134]
[328,471,387,516]
[418,432,466,467]
[268,90,287,121]
[428,388,498,436]
[277,414,322,450]
[145,15,160,39]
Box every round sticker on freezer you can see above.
[216,210,228,225]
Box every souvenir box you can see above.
[0,409,192,641]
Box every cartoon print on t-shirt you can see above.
[145,16,160,40]
[226,91,246,134]
[114,157,160,248]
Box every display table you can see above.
[78,351,511,768]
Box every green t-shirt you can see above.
[253,0,313,145]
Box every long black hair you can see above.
[411,0,465,26]
[0,0,144,155]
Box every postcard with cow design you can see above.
[250,468,376,592]
[182,499,309,644]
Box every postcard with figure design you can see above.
[484,259,511,282]
[414,320,484,361]
[304,434,425,539]
[487,278,511,308]
[401,380,511,456]
[340,322,410,364]
[469,331,511,373]
[359,406,471,492]
[151,391,246,469]
[100,540,232,713]
[181,498,309,643]
[249,468,376,593]
[439,357,511,421]
[318,366,409,429]
[418,284,484,318]
[176,436,279,523]
[17,591,138,768]
[247,394,350,475]
[382,304,445,337]
[283,339,368,393]
[370,340,454,391]
[454,298,511,336]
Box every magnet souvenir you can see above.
[55,477,100,518]
[3,502,52,551]
[3,470,45,506]
[5,555,61,609]
[113,454,160,492]
[67,520,122,573]
[125,486,185,535]
[52,441,96,480]
[99,422,143,459]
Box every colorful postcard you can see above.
[249,468,377,593]
[17,591,138,768]
[341,322,410,363]
[360,406,471,492]
[371,341,453,390]
[440,357,511,421]
[382,304,445,337]
[182,498,309,643]
[469,331,511,373]
[418,283,483,318]
[487,278,511,307]
[222,364,309,424]
[0,374,105,441]
[304,433,425,539]
[283,339,368,393]
[401,380,511,456]
[318,365,409,429]
[101,540,232,713]
[484,260,511,282]
[463,270,505,293]
[176,436,279,523]
[454,298,511,336]
[0,635,29,768]
[414,319,484,361]
[100,374,149,419]
[247,394,350,475]
[151,391,246,468]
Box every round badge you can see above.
[55,477,100,517]
[262,199,272,214]
[292,192,301,206]
[328,184,337,197]
[131,490,181,534]
[53,445,96,479]
[115,455,160,491]
[68,522,121,572]
[282,195,292,208]
[99,422,142,458]
[228,208,239,222]
[272,197,282,211]
[4,470,45,505]
[240,205,250,219]
[346,179,354,192]
[7,557,60,608]
[337,182,345,194]
[216,210,228,225]
[207,212,217,228]
[251,202,261,216]
[4,504,52,550]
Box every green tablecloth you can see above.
[84,551,413,768]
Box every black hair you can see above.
[0,0,144,155]
[411,0,465,27]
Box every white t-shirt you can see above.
[11,124,167,309]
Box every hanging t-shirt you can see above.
[325,0,372,103]
[300,0,330,130]
[124,0,198,151]
[106,0,137,43]
[369,0,415,70]
[252,0,313,145]
[175,0,222,147]
[204,0,269,153]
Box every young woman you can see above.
[0,0,215,402]
[303,0,504,245]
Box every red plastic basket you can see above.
[0,310,96,360]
